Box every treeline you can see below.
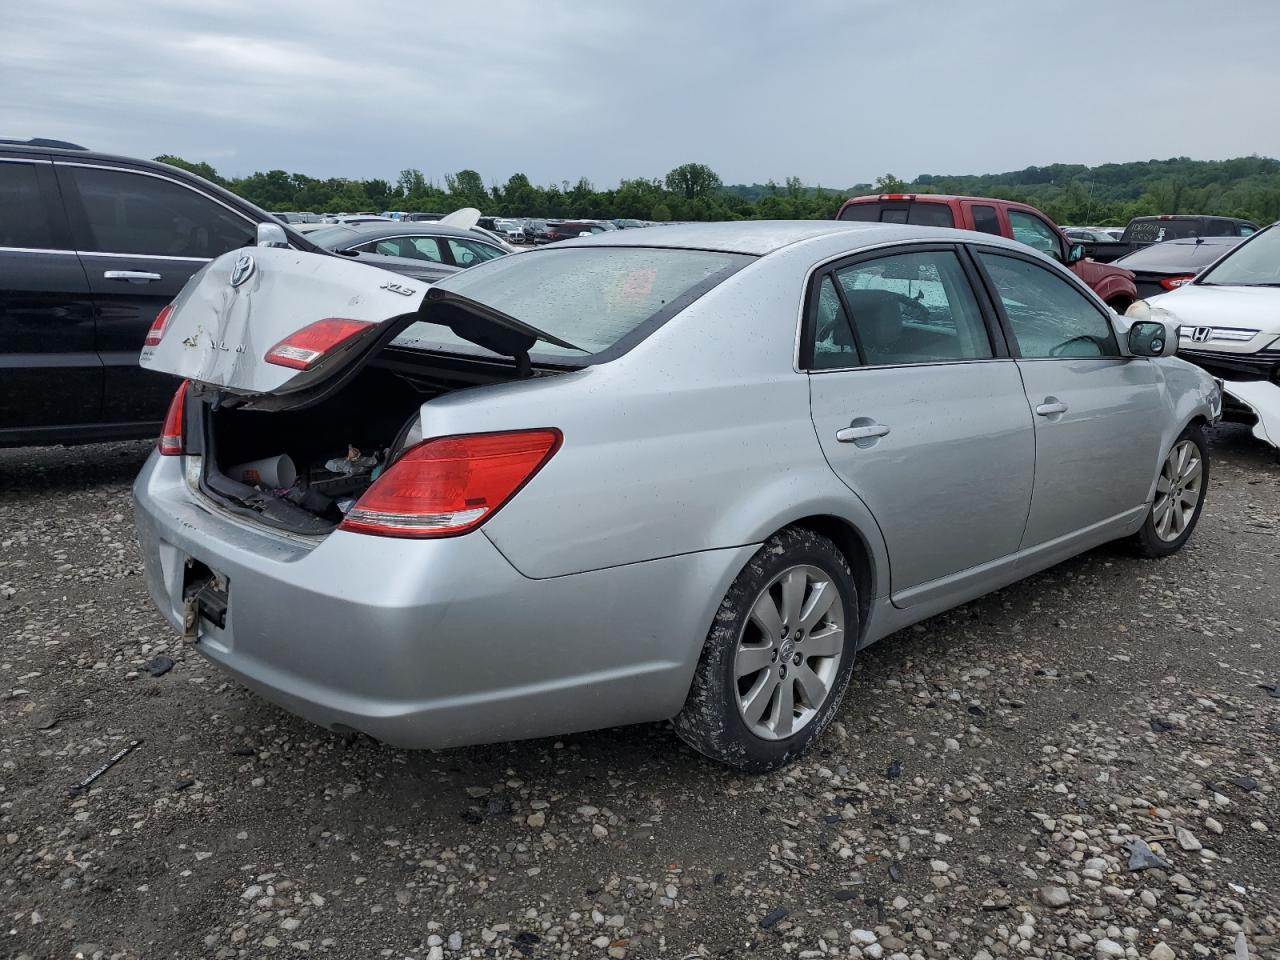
[157,154,1280,226]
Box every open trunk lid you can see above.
[141,246,581,410]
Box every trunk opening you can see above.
[195,347,559,536]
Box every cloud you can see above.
[2,0,1278,187]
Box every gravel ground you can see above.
[2,426,1278,960]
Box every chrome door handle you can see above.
[1035,400,1069,416]
[836,423,891,442]
[104,270,162,282]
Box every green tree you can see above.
[154,155,224,185]
[665,163,722,200]
[650,201,673,222]
[873,173,908,193]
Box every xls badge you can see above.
[229,253,256,288]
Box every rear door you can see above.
[805,244,1036,606]
[0,155,101,438]
[972,247,1164,548]
[56,161,257,426]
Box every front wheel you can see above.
[1130,423,1209,558]
[673,528,859,773]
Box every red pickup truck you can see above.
[837,194,1137,313]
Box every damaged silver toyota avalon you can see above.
[134,221,1220,771]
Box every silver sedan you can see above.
[133,221,1220,771]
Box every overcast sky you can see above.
[4,0,1278,188]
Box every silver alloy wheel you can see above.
[1152,439,1203,542]
[732,564,845,741]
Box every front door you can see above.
[56,162,256,426]
[973,248,1164,548]
[0,157,100,439]
[805,246,1036,602]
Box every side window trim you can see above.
[968,244,1121,360]
[799,242,1009,372]
[54,160,257,257]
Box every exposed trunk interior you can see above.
[195,347,554,536]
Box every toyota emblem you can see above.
[230,252,256,288]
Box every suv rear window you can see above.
[1125,219,1206,243]
[838,201,955,228]
[394,247,752,360]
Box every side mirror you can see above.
[1066,243,1086,264]
[579,231,593,238]
[256,221,289,248]
[1128,319,1177,358]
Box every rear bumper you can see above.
[132,452,754,748]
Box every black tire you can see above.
[1129,422,1209,558]
[673,527,859,773]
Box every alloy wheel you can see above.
[1153,439,1202,542]
[732,564,845,741]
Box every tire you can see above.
[1129,422,1209,558]
[673,527,859,773]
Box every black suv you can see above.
[0,138,309,447]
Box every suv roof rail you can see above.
[0,137,89,150]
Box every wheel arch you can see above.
[778,514,879,641]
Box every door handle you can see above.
[1035,400,1069,416]
[104,270,162,282]
[836,422,891,443]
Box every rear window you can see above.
[838,201,954,228]
[1125,219,1206,243]
[394,246,752,360]
[1113,238,1241,271]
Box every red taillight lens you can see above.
[1160,275,1194,290]
[264,318,373,370]
[158,380,189,456]
[339,429,562,539]
[145,304,175,347]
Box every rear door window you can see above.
[63,165,254,258]
[811,275,858,369]
[827,249,993,365]
[0,161,56,249]
[976,251,1119,358]
[970,205,1001,236]
[446,237,504,266]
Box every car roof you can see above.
[554,219,1030,257]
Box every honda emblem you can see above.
[1191,326,1212,343]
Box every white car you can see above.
[1128,223,1280,448]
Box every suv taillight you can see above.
[144,304,175,347]
[158,381,189,456]
[265,318,373,370]
[338,429,562,538]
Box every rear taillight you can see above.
[878,193,915,201]
[158,380,189,456]
[339,429,562,539]
[1160,275,1194,290]
[144,303,175,347]
[265,318,373,370]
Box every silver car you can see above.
[133,222,1220,772]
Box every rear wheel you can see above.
[1130,423,1209,557]
[674,528,858,773]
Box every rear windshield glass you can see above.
[1125,219,1208,243]
[393,246,752,361]
[839,201,955,228]
[1113,238,1241,271]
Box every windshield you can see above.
[1196,226,1280,286]
[393,246,752,360]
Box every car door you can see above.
[972,247,1164,548]
[56,162,256,426]
[0,155,101,439]
[806,245,1036,605]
